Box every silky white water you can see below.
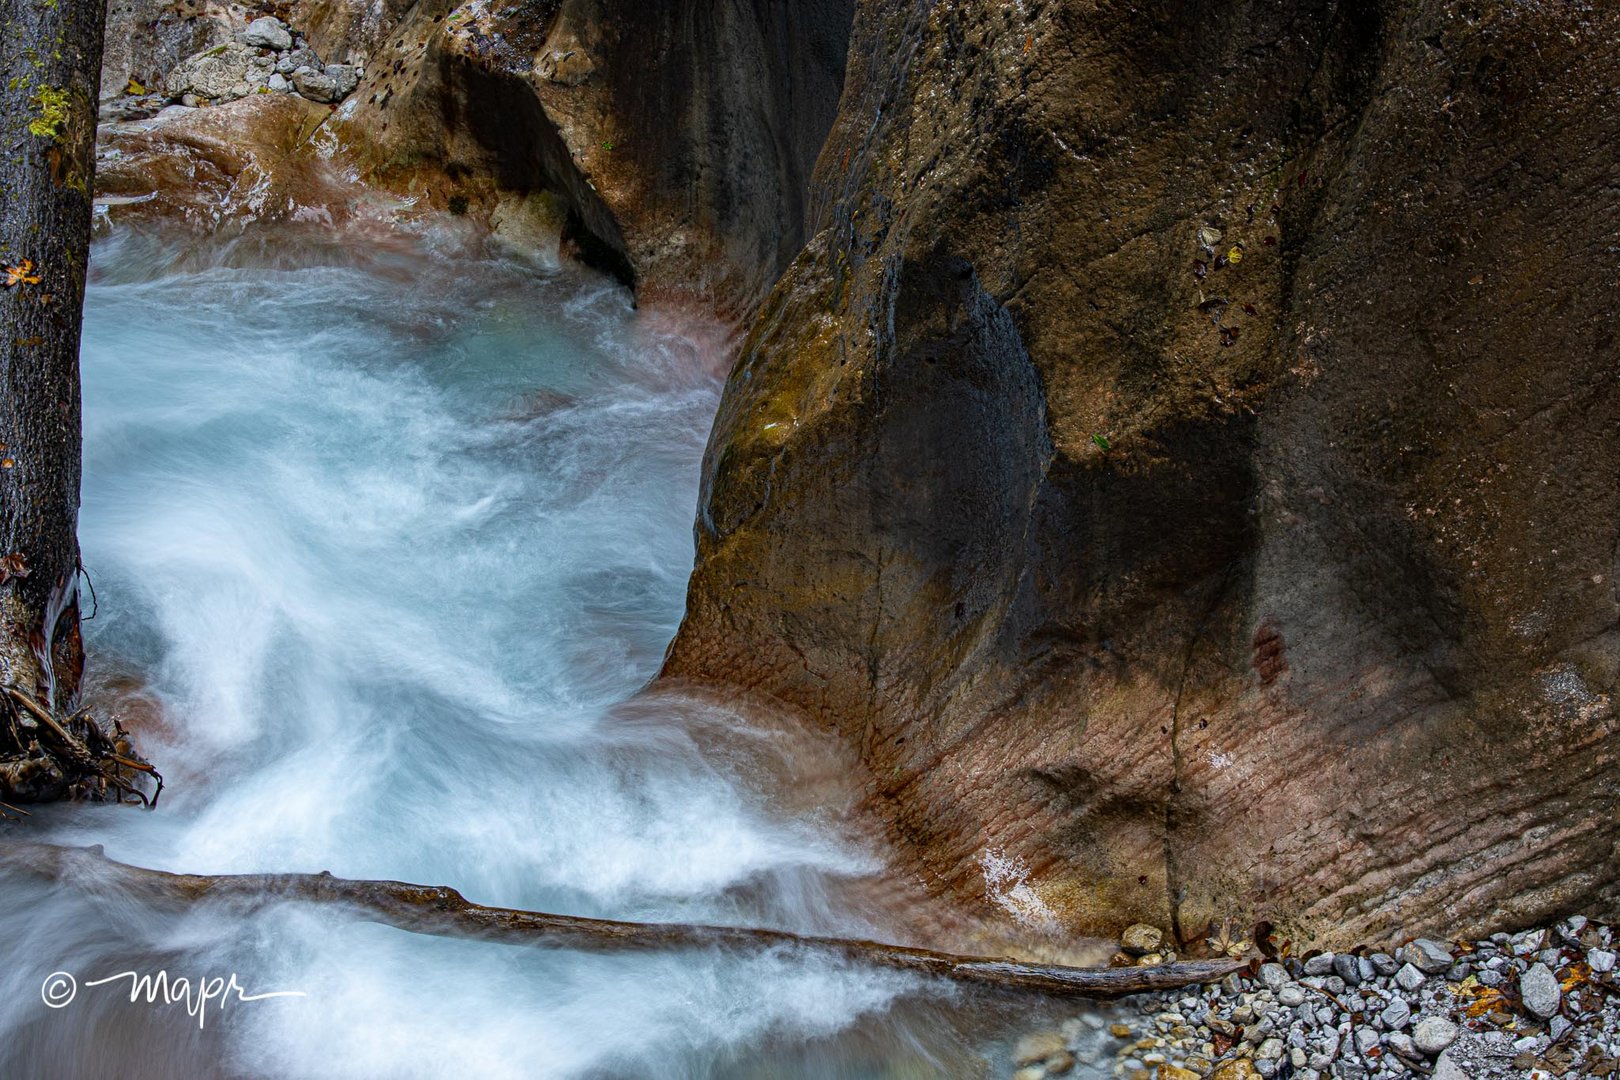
[0,229,1027,1078]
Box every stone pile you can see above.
[162,16,360,106]
[1006,918,1619,1080]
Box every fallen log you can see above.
[0,840,1243,998]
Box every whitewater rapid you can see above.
[0,229,1017,1078]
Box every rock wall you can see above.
[98,0,854,307]
[664,0,1620,948]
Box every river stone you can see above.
[1303,953,1335,976]
[1394,963,1426,991]
[1332,953,1362,986]
[1380,997,1411,1030]
[1590,949,1617,973]
[1519,963,1561,1019]
[241,17,292,52]
[1121,923,1163,954]
[1413,1016,1459,1056]
[1400,940,1453,974]
[1211,1060,1261,1080]
[1258,963,1290,992]
[1013,1030,1066,1065]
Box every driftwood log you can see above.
[0,840,1243,998]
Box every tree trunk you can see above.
[1,840,1247,998]
[0,0,106,799]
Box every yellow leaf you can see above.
[3,259,42,287]
[1227,246,1244,265]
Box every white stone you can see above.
[1413,1017,1459,1056]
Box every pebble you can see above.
[1412,1016,1459,1056]
[1394,963,1427,991]
[1303,953,1335,976]
[1121,924,1163,954]
[1005,918,1620,1080]
[1520,962,1562,1019]
[1400,938,1454,974]
[1012,1031,1066,1065]
[1333,953,1362,986]
[1258,963,1290,992]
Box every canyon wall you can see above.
[664,0,1620,948]
[97,0,853,309]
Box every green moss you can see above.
[27,85,69,140]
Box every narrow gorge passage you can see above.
[0,229,1048,1078]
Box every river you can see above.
[0,225,1074,1078]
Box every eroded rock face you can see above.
[323,0,853,306]
[665,0,1620,946]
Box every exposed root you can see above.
[0,684,162,808]
[0,840,1245,999]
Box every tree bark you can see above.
[1,840,1245,998]
[0,0,105,799]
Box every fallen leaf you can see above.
[4,259,42,288]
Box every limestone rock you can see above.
[1121,923,1163,955]
[164,42,260,102]
[1519,963,1561,1019]
[240,17,292,52]
[663,0,1620,946]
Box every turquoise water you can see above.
[0,229,1013,1078]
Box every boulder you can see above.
[163,41,259,102]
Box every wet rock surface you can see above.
[663,0,1620,942]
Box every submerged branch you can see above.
[0,840,1241,998]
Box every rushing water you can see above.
[0,227,1060,1078]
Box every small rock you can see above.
[325,63,359,98]
[1394,963,1427,992]
[1590,948,1617,973]
[1369,953,1399,976]
[1399,939,1454,974]
[1333,953,1362,986]
[1354,1028,1380,1055]
[1013,1068,1045,1080]
[1157,1066,1199,1080]
[1258,963,1290,992]
[1110,1023,1134,1038]
[1379,997,1411,1030]
[268,72,290,93]
[1519,963,1561,1019]
[291,66,338,103]
[1122,923,1164,955]
[1210,1059,1261,1080]
[277,47,319,75]
[1412,1016,1459,1056]
[1278,985,1306,1008]
[1548,1015,1571,1042]
[1013,1031,1067,1065]
[1257,1038,1284,1060]
[241,16,292,51]
[1303,953,1336,976]
[1045,1050,1075,1075]
[1385,1032,1419,1060]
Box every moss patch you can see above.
[27,86,69,140]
